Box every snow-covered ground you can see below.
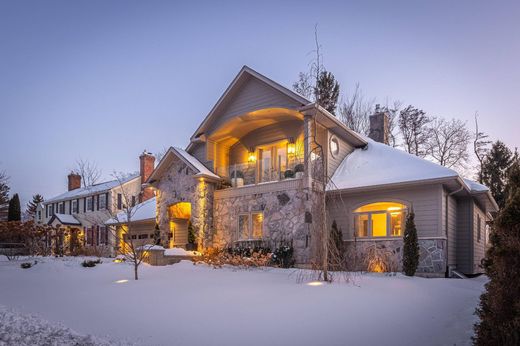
[0,256,486,346]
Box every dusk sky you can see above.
[1,0,519,207]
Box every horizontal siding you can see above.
[328,184,442,240]
[327,130,355,177]
[456,198,472,273]
[446,192,458,266]
[189,142,213,171]
[207,76,302,134]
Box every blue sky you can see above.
[1,0,519,206]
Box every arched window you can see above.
[354,202,407,238]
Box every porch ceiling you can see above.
[206,107,303,147]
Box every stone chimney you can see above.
[67,172,81,191]
[139,150,155,202]
[369,104,389,144]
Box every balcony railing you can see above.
[217,159,304,188]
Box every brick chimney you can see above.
[369,104,389,144]
[68,172,81,191]
[139,150,155,202]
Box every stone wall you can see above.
[343,238,447,274]
[155,157,214,249]
[213,186,314,264]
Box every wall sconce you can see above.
[248,147,256,162]
[287,137,296,154]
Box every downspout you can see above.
[445,182,464,277]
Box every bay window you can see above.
[354,202,407,238]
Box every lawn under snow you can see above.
[0,256,486,346]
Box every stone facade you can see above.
[156,156,214,248]
[344,238,447,274]
[213,184,314,264]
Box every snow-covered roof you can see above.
[462,178,489,193]
[50,213,81,225]
[105,197,156,225]
[45,174,140,204]
[328,139,459,191]
[172,147,220,180]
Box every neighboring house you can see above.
[105,196,157,250]
[42,151,155,255]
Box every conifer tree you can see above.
[7,193,21,221]
[26,194,44,218]
[402,210,419,276]
[474,162,520,345]
[481,140,514,209]
[315,71,340,114]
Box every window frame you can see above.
[86,197,93,211]
[353,202,407,238]
[237,212,264,240]
[329,135,340,158]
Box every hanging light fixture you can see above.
[248,147,256,162]
[287,137,296,154]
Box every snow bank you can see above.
[0,257,485,346]
[0,305,129,346]
[163,247,198,256]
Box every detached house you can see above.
[144,66,497,276]
[42,152,156,254]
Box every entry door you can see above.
[171,219,189,247]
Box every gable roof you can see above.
[328,138,459,191]
[45,174,140,204]
[48,213,81,226]
[147,147,220,184]
[105,197,156,225]
[186,66,310,151]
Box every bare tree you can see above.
[381,100,402,148]
[74,158,102,188]
[426,118,471,169]
[398,105,432,157]
[109,172,152,280]
[338,84,374,135]
[293,72,314,100]
[473,113,491,183]
[293,24,324,103]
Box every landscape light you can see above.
[306,281,324,286]
[115,279,128,284]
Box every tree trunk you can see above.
[134,263,138,280]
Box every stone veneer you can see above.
[213,184,314,264]
[155,156,214,248]
[343,238,447,274]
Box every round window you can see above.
[330,136,339,157]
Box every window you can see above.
[98,195,106,210]
[117,193,122,210]
[354,202,407,238]
[330,136,339,157]
[37,210,41,220]
[59,203,65,214]
[477,215,482,242]
[138,234,149,239]
[238,212,263,240]
[86,197,93,211]
[72,200,78,213]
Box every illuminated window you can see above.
[354,202,407,238]
[238,212,264,240]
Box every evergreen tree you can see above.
[8,193,21,221]
[315,71,340,114]
[152,223,161,246]
[0,172,9,221]
[474,162,520,345]
[402,210,419,276]
[26,194,44,218]
[481,140,514,209]
[328,220,344,270]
